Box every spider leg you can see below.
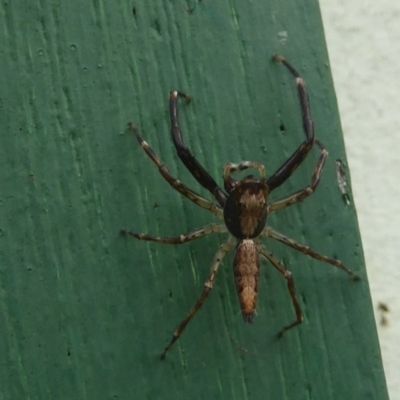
[267,55,315,191]
[169,91,227,207]
[121,224,227,244]
[160,235,236,359]
[127,123,223,219]
[270,139,328,212]
[223,162,266,192]
[258,245,303,337]
[261,227,361,280]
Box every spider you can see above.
[122,55,361,360]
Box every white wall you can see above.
[320,1,400,398]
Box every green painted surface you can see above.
[0,1,389,399]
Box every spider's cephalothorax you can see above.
[122,55,360,360]
[224,179,270,239]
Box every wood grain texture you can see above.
[0,1,389,399]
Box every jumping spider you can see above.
[122,55,360,360]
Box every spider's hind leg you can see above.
[258,245,303,337]
[160,235,236,359]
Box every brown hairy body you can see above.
[233,239,260,323]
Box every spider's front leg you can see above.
[169,91,227,207]
[267,55,315,191]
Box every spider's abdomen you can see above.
[223,181,269,239]
[233,239,260,323]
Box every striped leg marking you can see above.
[121,224,227,245]
[127,123,223,219]
[270,140,328,212]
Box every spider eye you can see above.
[244,174,254,180]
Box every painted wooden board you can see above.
[0,0,389,399]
